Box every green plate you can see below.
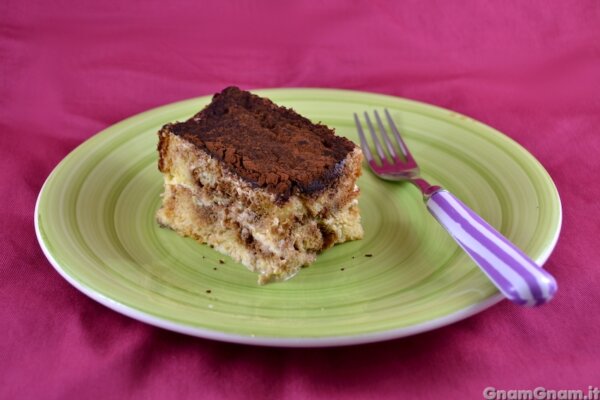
[35,88,561,347]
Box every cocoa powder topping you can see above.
[167,87,356,199]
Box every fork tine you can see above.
[374,110,397,159]
[364,112,387,162]
[384,109,415,162]
[353,113,374,163]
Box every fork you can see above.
[354,109,557,306]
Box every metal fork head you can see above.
[354,109,420,181]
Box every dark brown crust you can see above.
[162,87,356,200]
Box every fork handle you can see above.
[426,190,557,306]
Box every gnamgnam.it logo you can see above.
[483,386,600,400]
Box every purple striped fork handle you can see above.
[427,190,557,306]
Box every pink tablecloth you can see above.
[2,2,599,399]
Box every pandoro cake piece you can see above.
[157,87,363,283]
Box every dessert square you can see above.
[157,87,363,283]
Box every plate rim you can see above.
[34,87,563,347]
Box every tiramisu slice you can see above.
[157,87,363,283]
